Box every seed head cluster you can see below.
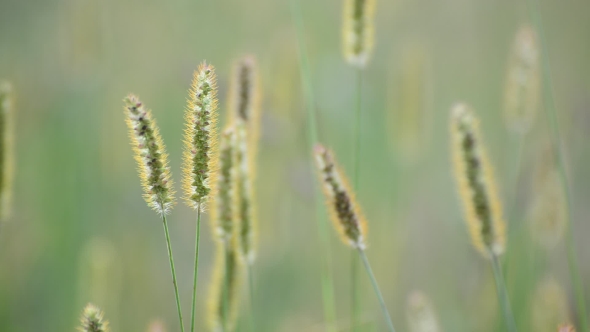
[342,0,376,67]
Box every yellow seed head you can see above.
[531,277,570,332]
[182,62,219,211]
[124,94,175,215]
[342,0,376,67]
[210,126,237,243]
[0,82,14,222]
[207,241,242,332]
[406,291,442,332]
[450,103,505,257]
[504,24,540,134]
[79,303,109,332]
[314,144,367,249]
[235,124,257,263]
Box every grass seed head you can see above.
[210,126,236,243]
[79,303,109,332]
[0,81,14,222]
[124,94,175,215]
[314,144,367,249]
[182,62,219,211]
[450,103,505,257]
[504,24,540,134]
[406,291,441,332]
[342,0,376,67]
[208,240,242,332]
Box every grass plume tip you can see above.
[79,303,109,332]
[314,144,367,249]
[450,103,505,257]
[342,0,376,67]
[182,62,219,211]
[124,94,175,215]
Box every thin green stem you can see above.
[490,253,518,332]
[190,206,202,332]
[351,68,363,332]
[247,263,256,332]
[357,249,396,332]
[222,241,231,332]
[161,214,185,332]
[524,1,589,330]
[289,1,337,331]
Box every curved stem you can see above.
[357,249,396,332]
[161,214,185,332]
[190,206,202,332]
[491,253,518,332]
[524,1,589,330]
[288,0,337,330]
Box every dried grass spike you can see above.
[450,103,505,257]
[504,24,540,134]
[406,291,442,332]
[0,81,14,222]
[342,0,376,67]
[124,94,174,215]
[182,62,219,211]
[79,303,109,332]
[210,126,236,242]
[314,144,367,249]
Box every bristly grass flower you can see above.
[79,303,109,332]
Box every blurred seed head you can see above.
[182,62,219,211]
[558,324,576,332]
[528,168,566,249]
[235,124,257,263]
[124,94,175,215]
[0,81,14,222]
[504,24,540,134]
[146,319,167,332]
[406,291,442,332]
[211,127,237,243]
[342,0,376,67]
[314,144,367,249]
[208,241,242,332]
[531,277,570,332]
[450,103,505,257]
[79,303,109,332]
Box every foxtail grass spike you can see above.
[211,127,236,243]
[0,81,14,222]
[406,291,442,332]
[314,144,367,249]
[450,103,505,257]
[124,94,175,215]
[228,56,261,264]
[504,25,540,134]
[183,62,219,211]
[208,241,242,332]
[342,0,376,67]
[79,303,109,332]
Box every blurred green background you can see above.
[0,0,589,331]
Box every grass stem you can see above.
[289,0,337,330]
[490,253,518,332]
[351,67,363,332]
[247,263,256,332]
[190,206,202,332]
[524,1,589,330]
[161,214,185,332]
[357,248,396,332]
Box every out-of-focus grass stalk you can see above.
[524,1,589,330]
[190,206,202,332]
[288,0,337,330]
[351,68,362,332]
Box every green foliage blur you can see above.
[1,0,589,331]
